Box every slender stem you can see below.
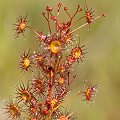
[49,86,52,105]
[26,26,40,37]
[65,10,71,20]
[47,91,83,120]
[52,55,59,83]
[69,22,88,35]
[47,109,54,120]
[69,14,105,35]
[71,6,82,20]
[59,75,76,98]
[66,16,85,33]
[20,107,32,120]
[54,92,83,111]
[47,11,52,34]
[60,16,85,38]
[56,7,60,33]
[68,71,70,85]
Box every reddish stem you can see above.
[26,26,40,37]
[69,14,105,35]
[59,75,76,98]
[47,91,83,120]
[47,11,52,34]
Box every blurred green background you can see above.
[0,0,120,119]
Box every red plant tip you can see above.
[68,71,70,74]
[42,12,46,15]
[78,5,80,8]
[102,13,105,17]
[89,20,92,23]
[49,82,53,87]
[46,6,53,11]
[43,109,48,115]
[80,8,83,11]
[51,16,57,21]
[59,22,68,30]
[58,3,62,7]
[73,75,76,78]
[62,22,65,25]
[64,7,68,10]
[67,21,71,27]
[38,103,42,106]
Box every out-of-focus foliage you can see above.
[0,0,120,119]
